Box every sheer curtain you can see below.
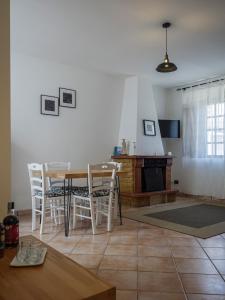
[181,81,225,198]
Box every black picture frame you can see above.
[143,120,156,136]
[40,95,59,116]
[59,87,76,108]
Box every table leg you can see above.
[64,178,72,237]
[116,176,122,225]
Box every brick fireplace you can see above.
[112,155,177,207]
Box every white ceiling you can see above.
[11,0,225,87]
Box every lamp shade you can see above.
[156,22,177,73]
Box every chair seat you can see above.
[34,187,68,198]
[72,187,110,198]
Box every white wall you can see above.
[157,88,225,198]
[11,53,124,209]
[136,77,164,155]
[118,76,164,155]
[118,76,138,143]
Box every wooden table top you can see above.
[43,169,127,179]
[0,236,115,300]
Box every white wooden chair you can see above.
[28,163,66,234]
[72,163,117,234]
[102,161,122,219]
[45,162,71,224]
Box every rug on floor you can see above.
[123,202,225,238]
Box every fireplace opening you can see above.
[141,158,166,192]
[142,167,165,192]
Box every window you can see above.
[207,103,225,156]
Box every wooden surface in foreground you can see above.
[0,235,115,300]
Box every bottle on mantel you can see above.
[3,209,19,248]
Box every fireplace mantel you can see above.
[112,155,177,207]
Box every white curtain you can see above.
[181,81,225,198]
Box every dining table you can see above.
[44,169,126,237]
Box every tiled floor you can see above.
[19,205,225,300]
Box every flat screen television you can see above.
[158,119,180,138]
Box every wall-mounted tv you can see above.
[158,119,180,138]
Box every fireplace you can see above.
[112,155,177,207]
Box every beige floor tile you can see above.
[163,229,193,239]
[168,237,200,247]
[197,236,225,248]
[78,234,109,244]
[71,241,107,254]
[212,260,225,274]
[138,228,165,237]
[172,247,207,259]
[110,228,138,236]
[138,245,172,257]
[175,258,218,274]
[138,272,183,292]
[138,236,169,247]
[99,255,137,270]
[187,294,225,300]
[67,254,103,269]
[139,291,186,300]
[49,234,81,250]
[181,274,225,294]
[105,244,137,256]
[109,235,137,245]
[116,290,137,300]
[204,248,225,259]
[138,257,176,272]
[97,270,137,290]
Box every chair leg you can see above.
[40,201,45,235]
[32,197,36,231]
[113,191,118,219]
[72,199,77,229]
[107,195,113,232]
[90,200,96,235]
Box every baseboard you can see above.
[178,192,225,202]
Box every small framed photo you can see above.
[40,95,59,116]
[59,88,76,108]
[143,120,156,136]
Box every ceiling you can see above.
[11,0,225,87]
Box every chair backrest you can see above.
[101,161,122,187]
[88,163,117,195]
[44,162,71,189]
[107,161,122,171]
[27,163,45,198]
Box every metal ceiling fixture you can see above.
[156,22,177,73]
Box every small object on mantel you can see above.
[121,139,128,155]
[168,152,172,156]
[113,146,122,156]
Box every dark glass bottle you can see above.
[0,223,5,258]
[3,212,19,247]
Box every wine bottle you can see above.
[3,211,19,247]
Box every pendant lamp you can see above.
[156,22,177,73]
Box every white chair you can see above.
[45,162,71,224]
[102,162,122,219]
[45,161,71,190]
[72,163,117,234]
[28,163,66,235]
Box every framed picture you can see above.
[143,120,156,136]
[40,95,59,116]
[59,88,76,108]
